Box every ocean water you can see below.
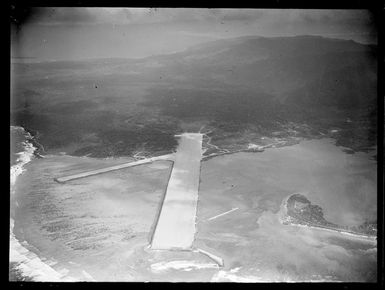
[201,138,377,227]
[9,133,377,281]
[10,126,71,282]
[197,138,377,281]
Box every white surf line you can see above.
[151,133,203,250]
[211,271,265,282]
[207,208,239,221]
[194,248,224,267]
[10,127,74,282]
[81,270,96,281]
[289,222,377,242]
[150,260,219,273]
[54,154,174,183]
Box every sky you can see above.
[11,8,377,61]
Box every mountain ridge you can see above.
[11,34,376,65]
[11,34,377,157]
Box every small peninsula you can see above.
[280,194,377,238]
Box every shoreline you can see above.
[10,126,71,282]
[202,135,377,163]
[14,128,376,164]
[202,141,282,161]
[22,127,46,158]
[10,128,376,280]
[202,135,313,162]
[279,195,377,242]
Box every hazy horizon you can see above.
[11,8,377,62]
[10,7,378,283]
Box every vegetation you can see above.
[285,194,339,228]
[10,36,377,159]
[283,194,377,237]
[11,91,180,158]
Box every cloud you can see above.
[24,8,240,26]
[24,8,375,33]
[220,9,266,23]
[27,7,97,24]
[21,8,274,26]
[25,7,136,25]
[12,8,377,61]
[297,10,374,27]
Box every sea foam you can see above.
[9,126,74,282]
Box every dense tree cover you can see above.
[286,194,377,236]
[11,36,377,158]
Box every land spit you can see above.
[54,133,204,250]
[54,154,174,183]
[150,133,203,250]
[54,133,223,265]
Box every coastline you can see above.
[23,127,45,158]
[202,132,377,163]
[9,129,376,281]
[278,194,377,242]
[202,139,289,161]
[10,126,69,282]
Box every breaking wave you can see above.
[10,126,36,189]
[9,126,71,281]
